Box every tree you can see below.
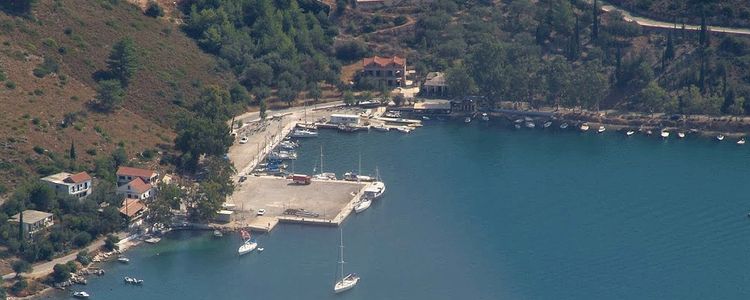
[278,86,297,107]
[309,84,322,103]
[592,0,599,41]
[104,234,120,251]
[144,1,164,18]
[69,141,76,161]
[544,56,573,109]
[11,278,27,294]
[106,38,140,86]
[76,250,91,265]
[174,115,232,171]
[639,81,674,114]
[572,60,608,110]
[393,94,405,107]
[343,91,356,106]
[52,263,72,283]
[0,0,35,15]
[94,79,125,112]
[446,64,477,99]
[379,85,391,104]
[11,260,31,278]
[147,183,182,225]
[664,31,675,61]
[259,98,267,120]
[727,96,745,117]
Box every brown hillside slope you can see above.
[0,0,236,193]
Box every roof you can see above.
[363,56,405,68]
[424,72,446,86]
[10,210,53,224]
[216,210,234,215]
[117,166,156,179]
[41,172,73,185]
[414,100,451,110]
[119,199,145,218]
[65,172,92,184]
[125,178,153,194]
[330,114,360,118]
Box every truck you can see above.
[291,174,311,185]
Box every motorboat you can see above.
[289,129,318,138]
[597,126,605,133]
[363,181,386,200]
[124,277,143,285]
[344,172,373,182]
[543,121,552,128]
[660,130,669,138]
[559,123,569,129]
[580,123,590,132]
[422,116,430,120]
[278,141,298,150]
[525,121,535,129]
[117,257,130,264]
[238,230,258,256]
[334,229,359,293]
[464,117,471,123]
[677,132,686,138]
[395,126,411,133]
[626,130,635,136]
[372,124,390,132]
[213,230,223,237]
[144,237,161,244]
[646,130,653,135]
[738,138,746,145]
[73,291,90,298]
[354,198,371,213]
[717,134,725,141]
[258,247,264,252]
[481,113,489,121]
[268,151,297,160]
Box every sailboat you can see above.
[363,168,386,200]
[344,153,373,182]
[334,228,359,293]
[238,230,257,256]
[313,146,336,180]
[354,198,371,213]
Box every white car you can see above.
[256,208,266,216]
[239,137,248,144]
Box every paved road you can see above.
[597,0,750,35]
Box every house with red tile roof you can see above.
[116,177,154,200]
[41,171,93,198]
[362,56,407,87]
[116,166,158,186]
[119,198,146,220]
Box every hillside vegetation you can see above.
[607,0,750,28]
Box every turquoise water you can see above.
[46,122,750,299]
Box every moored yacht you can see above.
[117,257,130,264]
[289,128,318,138]
[543,121,552,128]
[354,198,371,213]
[525,121,536,129]
[597,126,605,133]
[238,230,257,256]
[334,229,359,293]
[660,130,670,138]
[677,132,686,138]
[580,123,590,132]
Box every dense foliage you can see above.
[182,0,338,102]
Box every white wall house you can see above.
[116,166,158,186]
[41,172,93,199]
[329,114,361,125]
[9,210,54,239]
[116,177,154,200]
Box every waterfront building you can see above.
[329,114,361,125]
[9,210,54,239]
[116,166,158,186]
[41,171,93,199]
[362,56,407,87]
[119,199,146,222]
[421,72,448,97]
[413,100,451,115]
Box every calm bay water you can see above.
[46,122,750,299]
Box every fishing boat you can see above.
[738,138,746,145]
[597,126,605,133]
[464,117,471,123]
[525,121,535,129]
[363,169,386,199]
[213,230,223,237]
[660,130,670,138]
[580,123,590,132]
[717,134,725,141]
[73,291,90,298]
[238,230,257,256]
[289,129,318,138]
[677,132,686,138]
[626,130,635,136]
[354,198,371,213]
[559,122,569,129]
[481,113,489,121]
[313,146,336,180]
[543,121,552,128]
[334,229,359,293]
[117,257,130,263]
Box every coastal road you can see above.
[595,0,750,35]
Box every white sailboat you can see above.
[717,134,725,141]
[354,198,371,213]
[238,230,257,256]
[737,138,746,145]
[334,228,359,293]
[313,146,336,180]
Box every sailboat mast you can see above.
[339,228,345,280]
[357,153,362,183]
[320,146,324,174]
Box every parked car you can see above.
[257,209,266,216]
[239,137,248,144]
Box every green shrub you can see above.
[32,146,44,154]
[32,57,59,78]
[72,232,92,248]
[52,264,71,283]
[85,148,97,156]
[144,1,164,17]
[11,278,27,294]
[5,81,16,89]
[104,234,119,251]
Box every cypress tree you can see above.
[665,31,675,61]
[592,0,599,41]
[69,141,76,161]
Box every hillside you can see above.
[606,0,750,28]
[0,0,236,194]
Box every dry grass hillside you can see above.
[0,0,237,194]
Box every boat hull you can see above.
[354,199,371,213]
[238,242,258,255]
[334,276,360,293]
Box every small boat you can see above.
[238,230,258,256]
[559,123,569,129]
[543,121,552,128]
[213,230,223,237]
[738,138,746,145]
[354,198,371,213]
[660,130,669,138]
[481,113,489,121]
[580,123,590,132]
[597,126,605,133]
[464,117,471,123]
[144,237,161,244]
[117,257,130,264]
[422,116,430,120]
[717,134,725,141]
[525,122,535,129]
[334,229,359,293]
[372,124,390,132]
[395,126,411,133]
[626,130,635,136]
[268,150,297,160]
[514,124,521,129]
[678,132,686,138]
[258,247,264,252]
[278,141,298,150]
[124,277,143,285]
[646,130,653,135]
[289,129,318,138]
[73,291,90,298]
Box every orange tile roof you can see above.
[363,56,405,68]
[119,199,145,218]
[117,166,156,179]
[65,172,92,184]
[126,178,152,194]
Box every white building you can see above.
[117,177,154,200]
[9,210,54,238]
[329,114,361,125]
[116,166,158,186]
[41,172,93,199]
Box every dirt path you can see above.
[368,15,416,35]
